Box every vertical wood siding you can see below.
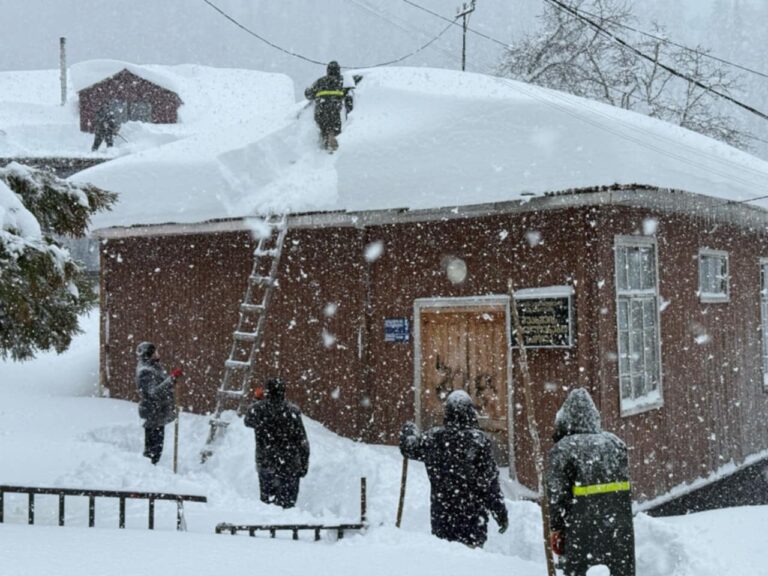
[100,202,768,500]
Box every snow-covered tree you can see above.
[0,162,116,360]
[497,0,748,149]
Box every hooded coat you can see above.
[135,347,176,429]
[547,389,635,576]
[244,379,310,478]
[400,390,508,547]
[304,61,354,137]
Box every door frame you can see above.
[413,295,516,479]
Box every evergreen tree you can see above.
[0,162,116,360]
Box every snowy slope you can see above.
[0,62,295,159]
[76,66,768,230]
[0,313,766,575]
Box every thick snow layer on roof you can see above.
[0,63,294,159]
[70,60,179,94]
[77,67,768,230]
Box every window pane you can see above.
[620,376,632,400]
[632,374,644,399]
[616,247,628,291]
[628,248,642,290]
[641,247,655,289]
[718,257,728,293]
[643,299,656,327]
[618,300,629,330]
[619,329,630,376]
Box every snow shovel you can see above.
[395,457,408,527]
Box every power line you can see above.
[399,0,509,49]
[341,0,459,64]
[202,0,456,69]
[543,0,768,123]
[573,6,768,81]
[201,0,768,198]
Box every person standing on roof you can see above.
[91,104,120,151]
[547,388,636,576]
[244,377,310,508]
[399,390,509,547]
[135,342,183,465]
[304,61,354,152]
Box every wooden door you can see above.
[419,305,509,463]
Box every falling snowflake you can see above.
[324,303,338,317]
[525,230,542,247]
[322,329,337,348]
[365,240,384,262]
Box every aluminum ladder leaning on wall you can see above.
[201,213,288,463]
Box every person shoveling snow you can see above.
[304,61,354,153]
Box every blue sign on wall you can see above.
[384,318,410,343]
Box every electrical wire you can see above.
[202,0,457,69]
[341,0,460,65]
[543,0,768,123]
[398,0,509,49]
[201,0,768,201]
[392,0,768,187]
[572,5,768,81]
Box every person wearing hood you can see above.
[547,388,636,576]
[91,104,120,151]
[244,377,310,508]
[304,60,354,152]
[135,342,182,465]
[399,390,509,547]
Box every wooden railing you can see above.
[216,477,367,541]
[0,485,207,531]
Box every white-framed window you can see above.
[615,236,663,415]
[699,249,729,303]
[760,259,768,389]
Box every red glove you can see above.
[550,531,564,556]
[253,386,265,400]
[170,367,183,379]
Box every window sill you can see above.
[620,397,664,417]
[699,294,729,304]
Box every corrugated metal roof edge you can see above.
[92,184,768,240]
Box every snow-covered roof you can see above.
[74,66,768,231]
[0,61,295,160]
[71,60,180,94]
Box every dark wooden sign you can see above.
[514,295,573,348]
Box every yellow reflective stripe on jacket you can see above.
[316,90,345,97]
[572,481,631,497]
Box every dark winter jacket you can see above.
[136,357,176,428]
[244,379,310,478]
[400,391,508,547]
[94,106,119,137]
[547,389,635,576]
[304,64,354,135]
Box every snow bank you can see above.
[0,312,766,574]
[77,66,768,231]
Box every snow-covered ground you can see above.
[0,313,765,575]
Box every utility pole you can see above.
[59,37,67,106]
[456,0,476,72]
